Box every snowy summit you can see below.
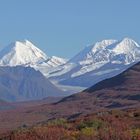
[0,40,48,66]
[0,40,67,68]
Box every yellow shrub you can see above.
[81,127,97,137]
[131,128,140,140]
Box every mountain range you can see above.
[0,38,140,136]
[48,38,140,88]
[0,37,140,101]
[0,61,139,134]
[0,40,67,67]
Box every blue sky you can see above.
[0,0,140,58]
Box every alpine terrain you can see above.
[0,40,67,72]
[48,38,140,89]
[0,38,140,94]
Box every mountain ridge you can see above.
[0,66,64,102]
[48,38,140,89]
[0,38,140,93]
[0,40,67,68]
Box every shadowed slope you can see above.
[59,62,140,108]
[0,66,64,102]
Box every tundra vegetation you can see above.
[0,109,140,140]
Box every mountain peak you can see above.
[113,37,140,55]
[21,39,35,47]
[122,37,136,42]
[121,37,139,46]
[91,39,118,52]
[69,39,118,63]
[50,37,140,89]
[9,40,38,51]
[0,40,48,66]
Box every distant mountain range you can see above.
[48,38,140,88]
[0,40,67,67]
[0,66,64,102]
[0,38,140,137]
[0,37,140,101]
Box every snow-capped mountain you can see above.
[69,38,140,65]
[69,39,118,64]
[48,38,140,88]
[0,40,67,68]
[0,38,140,93]
[0,40,67,101]
[46,56,67,67]
[0,40,48,66]
[32,56,67,77]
